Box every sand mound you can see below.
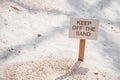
[4,56,82,80]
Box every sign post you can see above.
[69,18,99,61]
[78,39,85,61]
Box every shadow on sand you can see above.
[55,61,89,80]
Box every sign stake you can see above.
[69,18,99,61]
[78,39,86,61]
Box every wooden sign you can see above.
[69,18,99,40]
[69,18,99,61]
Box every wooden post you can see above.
[78,39,86,61]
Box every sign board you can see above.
[69,18,99,40]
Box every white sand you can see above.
[0,0,120,80]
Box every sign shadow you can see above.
[55,61,89,80]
